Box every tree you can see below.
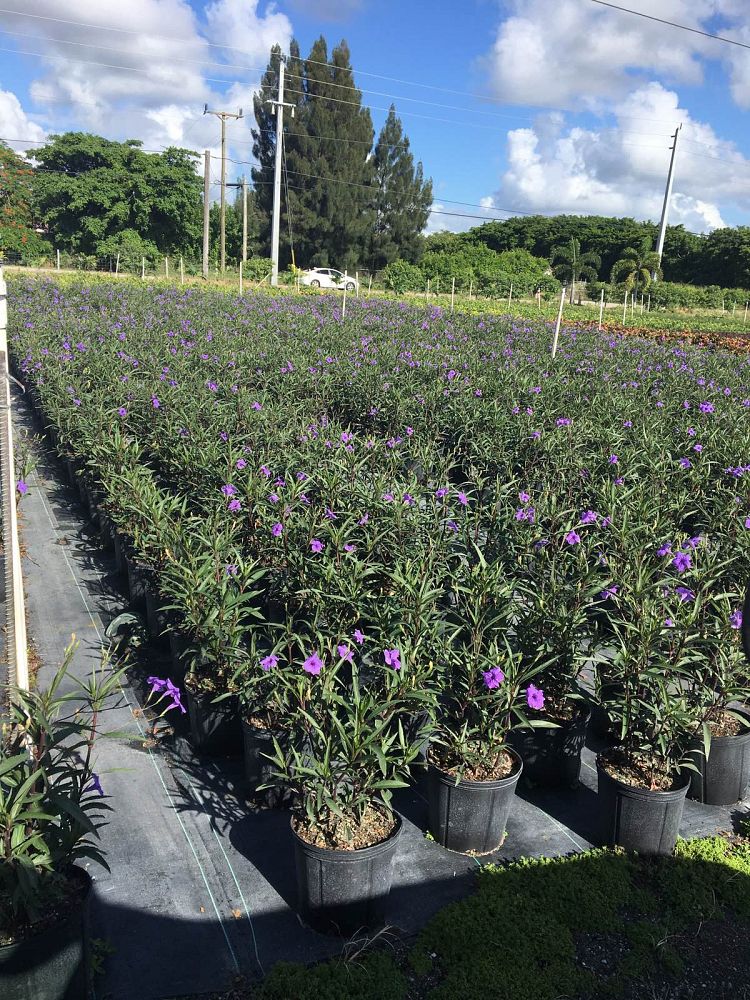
[0,142,50,260]
[31,133,202,257]
[610,236,662,298]
[370,105,432,269]
[549,237,601,303]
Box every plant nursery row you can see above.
[4,276,750,966]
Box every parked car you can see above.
[300,267,358,292]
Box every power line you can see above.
[589,2,750,50]
[0,6,689,127]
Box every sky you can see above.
[1,0,750,237]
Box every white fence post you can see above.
[551,285,566,359]
[180,255,184,285]
[598,287,605,331]
[56,249,60,271]
[239,260,243,295]
[622,290,628,325]
[451,277,455,313]
[165,256,169,279]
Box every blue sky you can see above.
[1,1,750,234]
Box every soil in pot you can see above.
[292,809,401,936]
[687,708,750,805]
[242,717,294,808]
[0,866,91,1000]
[510,705,590,788]
[185,680,242,756]
[597,751,689,856]
[427,747,523,854]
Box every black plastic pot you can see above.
[687,709,750,805]
[145,586,171,646]
[0,867,91,1000]
[428,749,523,854]
[168,631,191,684]
[510,708,591,788]
[742,585,750,665]
[111,531,128,576]
[186,685,242,755]
[596,757,689,855]
[242,718,291,807]
[125,557,149,611]
[292,813,401,935]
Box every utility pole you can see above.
[202,150,210,279]
[655,124,682,274]
[204,105,243,273]
[242,178,248,263]
[267,58,295,286]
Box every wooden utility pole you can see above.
[203,105,243,273]
[202,150,210,279]
[551,286,566,359]
[242,179,248,263]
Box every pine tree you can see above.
[370,106,432,270]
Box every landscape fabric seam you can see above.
[29,459,245,982]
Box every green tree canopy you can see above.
[0,142,50,259]
[370,105,432,270]
[611,236,663,296]
[30,133,202,257]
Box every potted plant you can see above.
[265,635,428,935]
[595,558,707,855]
[683,587,750,805]
[0,643,122,1000]
[511,521,601,787]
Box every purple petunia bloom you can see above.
[483,666,505,690]
[16,480,28,495]
[303,651,323,676]
[236,458,247,470]
[745,518,750,529]
[556,417,572,427]
[699,402,714,414]
[600,585,619,600]
[147,676,168,695]
[165,680,186,714]
[565,530,581,545]
[730,609,743,630]
[260,654,278,671]
[252,401,262,411]
[519,491,530,503]
[383,648,402,671]
[693,443,703,453]
[672,551,692,573]
[664,617,675,628]
[117,406,127,417]
[344,543,356,553]
[353,629,365,644]
[435,488,448,499]
[337,644,354,663]
[221,484,237,496]
[260,465,271,477]
[657,544,672,557]
[228,498,241,513]
[527,685,545,710]
[271,523,283,537]
[457,492,469,506]
[675,586,695,603]
[446,520,459,533]
[679,458,692,469]
[225,564,238,576]
[310,538,324,553]
[685,536,702,549]
[608,454,618,464]
[580,510,598,525]
[358,512,369,526]
[151,397,160,409]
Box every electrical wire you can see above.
[589,1,750,50]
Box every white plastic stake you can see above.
[56,249,60,271]
[356,271,359,298]
[367,274,372,297]
[342,280,347,320]
[451,277,455,313]
[115,252,120,275]
[622,291,628,325]
[598,287,604,331]
[180,255,184,285]
[551,285,566,359]
[239,260,243,295]
[165,256,169,279]
[508,282,513,308]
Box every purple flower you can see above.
[693,443,703,453]
[664,617,675,628]
[679,458,692,469]
[675,585,695,603]
[580,510,598,525]
[221,484,237,497]
[260,465,271,477]
[556,417,572,427]
[623,420,632,428]
[446,519,459,533]
[228,498,241,513]
[435,488,448,499]
[600,585,619,599]
[225,563,238,576]
[151,397,160,409]
[358,513,369,526]
[608,454,618,464]
[165,680,186,714]
[657,543,672,557]
[303,651,323,676]
[337,644,354,663]
[325,507,337,520]
[519,491,530,503]
[564,530,581,546]
[344,543,356,553]
[86,772,105,797]
[117,406,127,417]
[699,401,714,414]
[252,401,262,411]
[730,609,743,630]
[260,654,278,671]
[687,427,696,436]
[672,551,692,573]
[147,676,168,695]
[745,518,750,529]
[310,538,324,553]
[482,666,505,689]
[457,491,469,506]
[271,523,283,537]
[383,648,402,671]
[353,629,365,645]
[685,536,702,549]
[236,458,247,470]
[16,480,28,495]
[527,685,545,710]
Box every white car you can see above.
[300,267,358,292]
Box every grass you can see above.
[183,830,750,1000]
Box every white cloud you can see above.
[0,0,291,159]
[491,82,750,232]
[484,0,749,110]
[0,88,46,148]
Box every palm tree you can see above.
[610,236,663,300]
[549,238,601,304]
